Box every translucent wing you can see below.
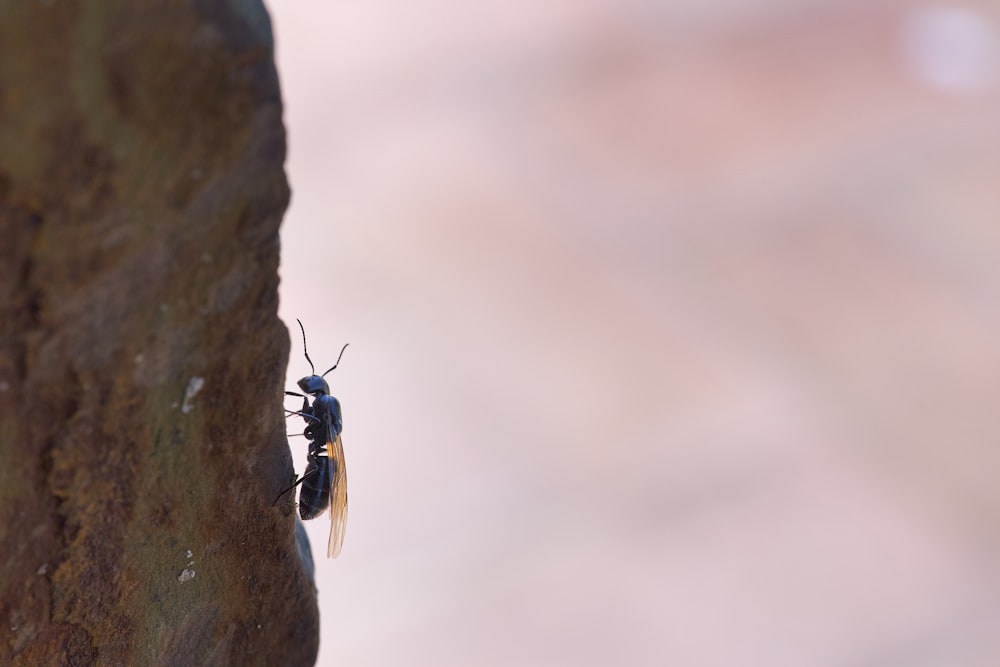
[326,431,348,558]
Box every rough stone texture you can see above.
[0,2,318,665]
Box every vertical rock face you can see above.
[0,2,318,665]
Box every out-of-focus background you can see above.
[269,1,1000,665]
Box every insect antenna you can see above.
[322,343,350,377]
[296,318,316,374]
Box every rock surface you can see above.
[0,2,317,665]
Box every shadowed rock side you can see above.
[0,3,318,666]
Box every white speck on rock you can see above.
[178,568,196,583]
[182,377,205,414]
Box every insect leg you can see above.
[284,390,313,415]
[285,409,321,423]
[273,466,320,506]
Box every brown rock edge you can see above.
[0,2,319,665]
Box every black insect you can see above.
[281,319,349,559]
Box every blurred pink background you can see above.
[270,1,1000,665]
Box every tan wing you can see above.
[326,432,348,558]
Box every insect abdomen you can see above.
[298,453,332,520]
